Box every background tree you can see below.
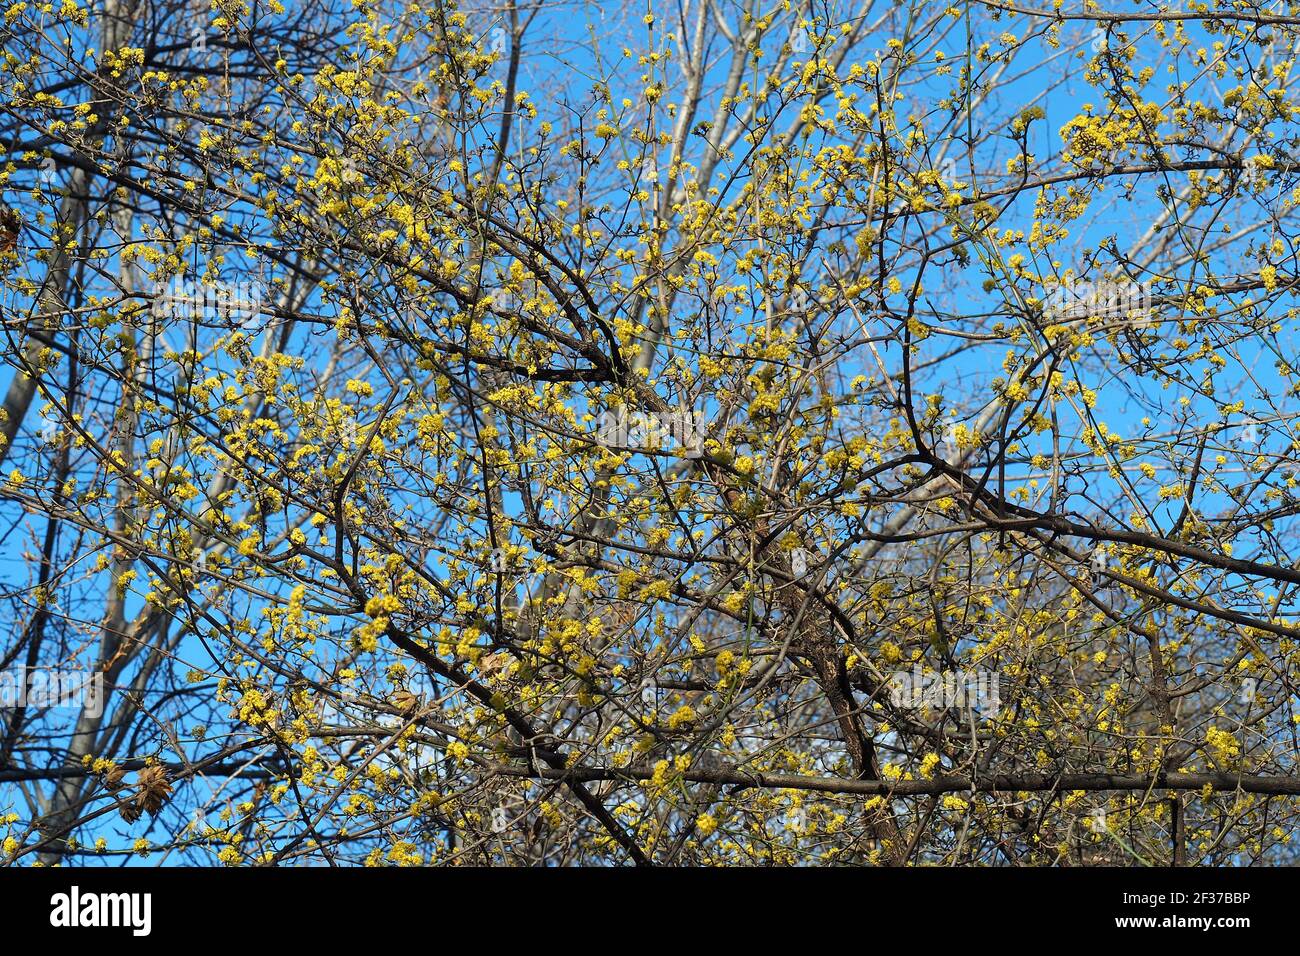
[2,0,1300,866]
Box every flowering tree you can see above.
[2,0,1300,866]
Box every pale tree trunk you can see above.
[0,0,140,470]
[34,1,141,853]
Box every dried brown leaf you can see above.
[135,764,173,817]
